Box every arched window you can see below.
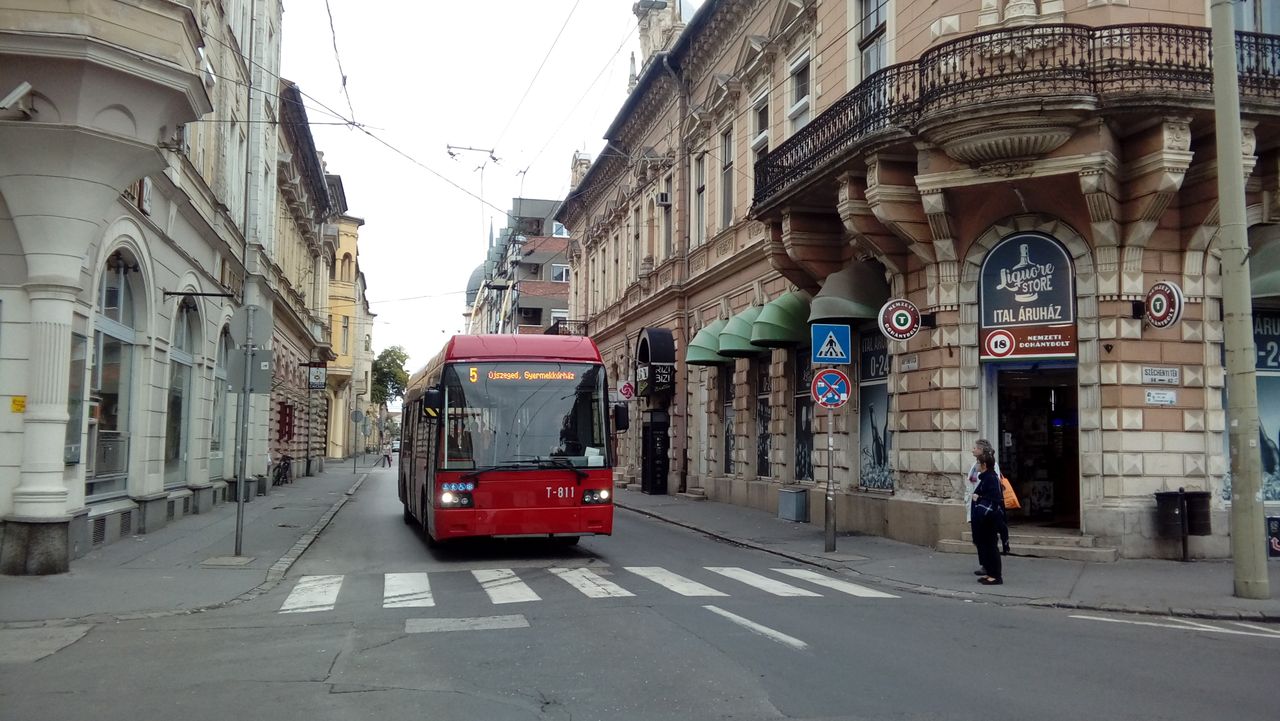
[89,249,143,500]
[341,253,354,282]
[165,296,200,488]
[328,249,337,280]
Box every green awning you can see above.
[1252,228,1280,298]
[750,291,813,347]
[686,318,731,366]
[718,306,765,357]
[809,264,890,323]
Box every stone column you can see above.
[0,131,166,574]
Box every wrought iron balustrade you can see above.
[754,23,1280,208]
[544,319,588,336]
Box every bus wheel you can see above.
[402,504,413,525]
[553,536,580,547]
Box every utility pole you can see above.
[1210,0,1269,600]
[234,305,256,557]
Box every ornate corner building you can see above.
[0,1,367,574]
[557,0,1280,560]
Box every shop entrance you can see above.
[993,365,1079,529]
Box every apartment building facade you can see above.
[467,198,573,335]
[558,0,1280,559]
[323,210,376,458]
[0,0,361,574]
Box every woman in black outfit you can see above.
[971,448,1004,585]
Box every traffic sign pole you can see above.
[810,367,849,553]
[825,407,836,552]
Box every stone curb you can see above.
[0,473,369,630]
[615,501,1280,623]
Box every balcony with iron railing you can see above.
[544,319,589,336]
[753,23,1280,211]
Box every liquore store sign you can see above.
[979,232,1077,361]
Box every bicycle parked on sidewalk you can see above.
[272,454,293,486]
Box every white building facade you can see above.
[0,0,293,574]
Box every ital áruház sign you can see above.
[979,232,1077,361]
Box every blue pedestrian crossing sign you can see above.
[811,323,852,365]
[811,368,851,409]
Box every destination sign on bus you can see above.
[475,368,578,382]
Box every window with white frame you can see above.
[858,0,887,79]
[1237,0,1279,33]
[632,207,642,277]
[552,263,570,283]
[720,127,734,230]
[662,176,673,258]
[788,53,811,132]
[751,90,770,198]
[693,154,707,247]
[752,90,770,150]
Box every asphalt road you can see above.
[1,474,1276,721]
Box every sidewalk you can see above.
[0,464,377,626]
[615,489,1280,622]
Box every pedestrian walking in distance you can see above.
[380,439,393,468]
[971,447,1004,586]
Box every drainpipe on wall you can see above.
[660,51,691,494]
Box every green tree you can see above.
[371,345,410,405]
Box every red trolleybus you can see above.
[399,334,622,545]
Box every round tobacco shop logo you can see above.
[878,299,921,341]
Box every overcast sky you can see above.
[280,2,700,376]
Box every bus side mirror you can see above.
[613,403,629,433]
[423,388,443,413]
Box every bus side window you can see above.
[422,414,438,474]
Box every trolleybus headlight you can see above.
[582,489,612,505]
[438,490,474,508]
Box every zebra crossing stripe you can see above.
[549,568,635,598]
[472,568,541,604]
[384,572,435,608]
[705,567,822,597]
[624,567,728,597]
[703,605,808,651]
[772,568,898,598]
[280,575,343,614]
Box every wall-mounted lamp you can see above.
[1104,343,1114,354]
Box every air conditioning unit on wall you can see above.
[655,192,671,207]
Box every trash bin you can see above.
[778,487,809,523]
[1154,491,1184,538]
[1183,491,1211,536]
[1268,517,1280,558]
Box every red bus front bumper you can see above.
[431,504,613,541]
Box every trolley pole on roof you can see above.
[1210,0,1269,600]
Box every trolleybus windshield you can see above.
[441,362,607,471]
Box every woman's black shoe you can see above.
[978,576,1003,585]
